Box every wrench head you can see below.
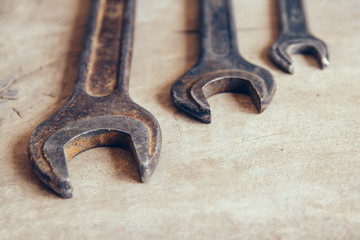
[171,61,276,123]
[28,107,161,198]
[269,34,330,74]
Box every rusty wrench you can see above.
[171,0,276,123]
[28,0,161,198]
[269,0,330,74]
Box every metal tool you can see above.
[171,0,276,124]
[28,0,161,198]
[269,0,330,74]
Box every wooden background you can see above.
[1,0,359,239]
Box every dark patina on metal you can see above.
[269,0,330,74]
[28,0,161,198]
[171,0,276,124]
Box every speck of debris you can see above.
[42,93,55,98]
[281,148,284,151]
[12,107,22,118]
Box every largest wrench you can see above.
[28,0,161,198]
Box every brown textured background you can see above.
[1,0,359,239]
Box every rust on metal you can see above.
[86,0,123,96]
[27,0,161,198]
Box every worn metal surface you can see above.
[269,0,330,74]
[27,0,161,198]
[171,0,276,124]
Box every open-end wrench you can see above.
[171,0,276,124]
[28,0,161,198]
[269,0,330,74]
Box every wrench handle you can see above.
[199,0,239,59]
[75,0,134,97]
[278,0,309,35]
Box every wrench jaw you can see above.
[28,135,73,199]
[28,115,161,198]
[269,35,330,74]
[171,95,211,124]
[171,67,276,124]
[171,72,212,124]
[124,107,162,183]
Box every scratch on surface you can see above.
[0,59,65,103]
[0,95,17,101]
[0,68,22,101]
[0,73,18,89]
[42,93,55,98]
[12,107,22,118]
[243,118,358,143]
[243,131,288,142]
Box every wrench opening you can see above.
[201,77,260,110]
[191,75,262,114]
[270,37,330,74]
[63,130,134,161]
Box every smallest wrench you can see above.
[269,0,329,74]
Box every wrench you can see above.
[28,0,161,198]
[171,0,276,124]
[269,0,330,74]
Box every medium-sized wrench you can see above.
[171,0,276,124]
[269,0,330,74]
[28,0,161,198]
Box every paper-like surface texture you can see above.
[0,0,359,239]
